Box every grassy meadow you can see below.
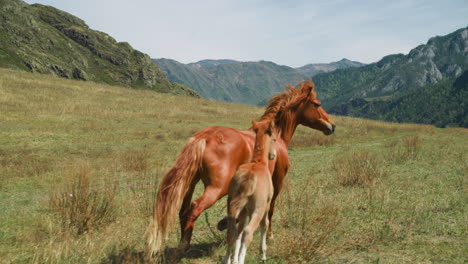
[0,68,466,263]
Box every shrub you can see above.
[49,162,117,235]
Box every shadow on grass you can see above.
[103,241,222,264]
[182,241,221,259]
[103,247,145,264]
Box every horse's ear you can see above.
[305,80,318,101]
[309,79,315,91]
[301,80,315,94]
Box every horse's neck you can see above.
[276,111,299,146]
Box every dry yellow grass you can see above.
[333,150,386,187]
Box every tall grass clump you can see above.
[333,150,386,187]
[385,135,422,162]
[128,170,161,218]
[273,183,341,262]
[120,147,151,173]
[49,162,117,235]
[403,135,421,158]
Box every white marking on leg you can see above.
[233,231,242,264]
[238,240,247,264]
[260,217,269,261]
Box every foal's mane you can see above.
[259,80,315,127]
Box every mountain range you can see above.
[153,58,364,104]
[330,71,467,127]
[155,27,467,127]
[296,59,366,76]
[314,26,467,127]
[1,0,465,127]
[0,0,198,97]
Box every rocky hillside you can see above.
[314,26,467,127]
[154,59,303,104]
[188,59,240,68]
[0,0,199,97]
[153,58,363,105]
[332,70,467,127]
[296,58,365,76]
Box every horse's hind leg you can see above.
[179,176,200,250]
[178,185,223,251]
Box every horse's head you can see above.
[295,80,335,135]
[252,120,277,160]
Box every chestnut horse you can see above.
[223,120,276,264]
[147,80,335,256]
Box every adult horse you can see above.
[147,80,335,256]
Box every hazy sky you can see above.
[24,0,467,67]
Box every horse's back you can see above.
[194,126,254,190]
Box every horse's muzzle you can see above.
[323,123,336,135]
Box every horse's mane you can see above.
[259,80,315,125]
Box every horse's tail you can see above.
[146,137,206,257]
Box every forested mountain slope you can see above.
[0,0,198,96]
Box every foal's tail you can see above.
[226,169,257,244]
[229,170,257,214]
[146,137,206,257]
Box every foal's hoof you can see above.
[177,242,190,253]
[217,217,228,231]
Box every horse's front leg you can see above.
[268,162,288,235]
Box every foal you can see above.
[223,120,276,264]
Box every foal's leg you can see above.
[179,186,223,251]
[233,210,248,264]
[239,211,264,264]
[224,209,246,264]
[259,213,269,261]
[223,218,236,264]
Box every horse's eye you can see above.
[311,99,321,107]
